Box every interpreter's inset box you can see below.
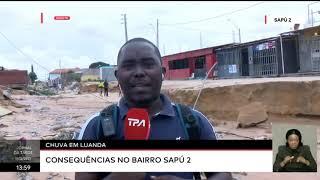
[272,123,317,172]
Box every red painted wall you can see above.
[0,70,28,86]
[162,48,219,80]
[205,54,214,78]
[189,57,196,73]
[163,48,213,61]
[167,68,190,80]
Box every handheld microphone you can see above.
[124,108,150,140]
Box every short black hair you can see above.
[285,129,303,147]
[117,38,162,65]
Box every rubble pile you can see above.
[79,82,99,93]
[66,81,80,91]
[0,88,27,113]
[27,81,57,96]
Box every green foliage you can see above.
[29,71,38,84]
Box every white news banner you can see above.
[40,150,273,172]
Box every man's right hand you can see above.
[102,172,146,180]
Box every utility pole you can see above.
[59,59,61,75]
[228,18,241,43]
[232,30,235,43]
[308,2,320,25]
[59,59,62,89]
[238,28,241,43]
[200,32,203,48]
[163,44,165,55]
[156,19,159,48]
[312,9,314,26]
[121,14,128,42]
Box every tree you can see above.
[89,61,109,69]
[29,65,38,84]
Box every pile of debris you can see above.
[27,81,57,96]
[79,82,99,93]
[62,81,81,94]
[0,88,28,118]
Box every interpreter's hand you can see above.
[283,156,294,164]
[150,175,187,180]
[280,156,294,167]
[102,172,146,180]
[296,156,310,165]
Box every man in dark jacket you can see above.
[75,38,232,180]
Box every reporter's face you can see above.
[116,41,162,107]
[287,134,299,149]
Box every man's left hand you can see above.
[150,175,187,180]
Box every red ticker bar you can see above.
[54,16,70,20]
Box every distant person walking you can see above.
[98,81,104,97]
[117,83,122,97]
[103,80,109,97]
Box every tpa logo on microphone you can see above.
[128,118,146,127]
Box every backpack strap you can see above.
[99,104,118,139]
[174,103,202,179]
[175,104,201,140]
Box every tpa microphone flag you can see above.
[124,108,150,140]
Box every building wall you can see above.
[298,36,312,72]
[81,75,100,81]
[167,68,190,80]
[162,48,214,80]
[49,73,61,80]
[298,27,320,72]
[0,70,28,87]
[163,48,213,61]
[276,37,299,74]
[205,53,216,78]
[216,48,242,78]
[81,68,100,81]
[162,57,170,79]
[163,57,191,80]
[189,57,196,73]
[251,41,279,77]
[100,67,117,81]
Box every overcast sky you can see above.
[0,1,319,80]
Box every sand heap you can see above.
[80,81,119,94]
[164,80,320,121]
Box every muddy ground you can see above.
[1,77,320,179]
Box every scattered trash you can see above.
[216,131,255,140]
[66,81,80,91]
[17,172,33,180]
[31,131,39,137]
[40,107,50,112]
[0,106,13,117]
[72,115,82,119]
[4,134,15,137]
[27,82,57,96]
[254,135,269,140]
[49,172,60,177]
[0,123,8,128]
